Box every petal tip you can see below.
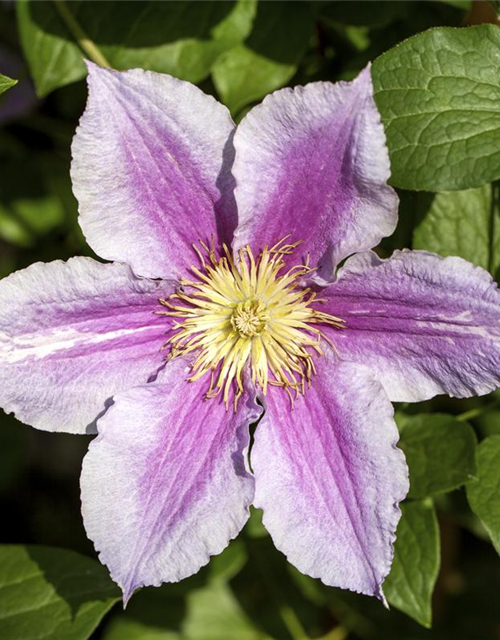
[352,63,374,95]
[375,585,389,608]
[84,60,116,88]
[121,584,136,609]
[84,59,105,76]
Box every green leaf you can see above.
[398,413,477,499]
[207,539,248,582]
[0,545,120,640]
[212,1,314,114]
[183,582,267,640]
[17,0,257,97]
[0,74,17,96]
[372,25,500,191]
[466,435,500,555]
[101,582,191,640]
[103,556,262,640]
[413,184,500,276]
[442,0,472,8]
[17,0,84,98]
[474,409,500,438]
[103,618,181,640]
[0,156,68,248]
[101,538,249,640]
[244,506,268,538]
[384,500,440,628]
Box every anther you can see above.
[159,236,346,411]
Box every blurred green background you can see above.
[1,1,500,639]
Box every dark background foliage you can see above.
[0,2,499,639]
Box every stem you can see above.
[250,541,309,640]
[457,399,500,422]
[279,604,309,640]
[53,0,111,68]
[317,626,349,640]
[487,181,500,275]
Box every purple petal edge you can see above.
[321,249,500,402]
[81,359,262,601]
[232,66,398,278]
[72,63,237,280]
[0,257,174,433]
[252,357,408,599]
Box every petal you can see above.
[0,258,174,434]
[252,359,408,599]
[72,64,236,280]
[81,359,261,601]
[322,250,500,402]
[232,66,398,278]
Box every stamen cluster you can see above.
[158,237,345,409]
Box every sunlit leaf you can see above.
[17,0,256,97]
[212,1,314,114]
[373,25,500,190]
[0,74,17,96]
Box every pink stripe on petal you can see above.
[232,66,398,278]
[252,358,408,599]
[81,359,261,601]
[0,258,174,433]
[322,250,500,402]
[72,64,237,280]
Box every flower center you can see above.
[231,300,269,337]
[157,236,345,409]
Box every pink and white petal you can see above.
[81,359,261,601]
[321,250,500,402]
[232,66,397,278]
[252,358,408,599]
[0,258,174,434]
[72,64,236,280]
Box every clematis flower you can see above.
[2,63,500,605]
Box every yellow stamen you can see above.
[158,238,346,409]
